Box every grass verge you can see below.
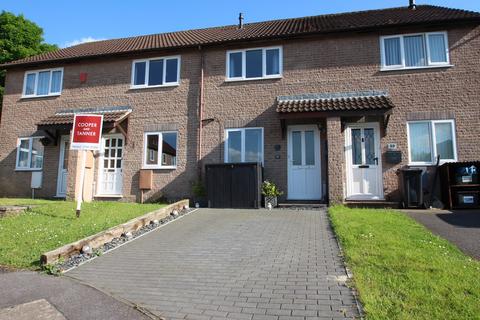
[329,206,480,320]
[0,198,165,269]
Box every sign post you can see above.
[71,114,103,217]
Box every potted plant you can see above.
[192,180,207,208]
[261,180,283,209]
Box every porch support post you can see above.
[326,117,345,205]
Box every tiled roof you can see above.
[276,91,394,113]
[37,106,131,126]
[3,5,480,68]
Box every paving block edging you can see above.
[40,199,189,265]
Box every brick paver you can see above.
[67,209,359,319]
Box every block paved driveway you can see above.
[67,209,359,320]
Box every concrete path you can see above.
[0,271,152,320]
[406,209,480,259]
[67,209,359,320]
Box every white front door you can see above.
[287,125,322,200]
[97,135,124,196]
[345,123,383,200]
[56,136,69,197]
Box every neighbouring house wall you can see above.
[0,24,479,203]
[326,117,345,204]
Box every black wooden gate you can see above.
[205,163,262,208]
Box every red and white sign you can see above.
[71,114,103,150]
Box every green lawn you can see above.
[329,206,480,320]
[0,198,165,269]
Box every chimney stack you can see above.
[238,13,244,29]
[409,0,416,10]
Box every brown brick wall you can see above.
[326,117,345,204]
[0,24,479,203]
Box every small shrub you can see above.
[192,180,206,197]
[261,180,283,197]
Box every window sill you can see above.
[408,160,457,166]
[15,168,43,172]
[21,93,61,99]
[94,194,123,198]
[130,83,179,90]
[380,64,453,72]
[142,166,177,170]
[225,75,282,82]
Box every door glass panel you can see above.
[434,122,454,160]
[364,128,376,165]
[110,149,116,158]
[304,130,315,165]
[227,131,242,163]
[351,129,362,165]
[292,131,302,166]
[409,122,432,162]
[104,159,108,168]
[245,129,262,162]
[63,142,69,170]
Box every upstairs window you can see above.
[16,137,44,170]
[23,68,63,97]
[381,32,449,70]
[407,120,457,165]
[225,128,264,163]
[143,131,178,169]
[131,56,180,88]
[226,47,282,80]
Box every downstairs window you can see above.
[143,131,178,169]
[224,128,263,163]
[407,120,457,165]
[16,137,44,170]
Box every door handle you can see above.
[359,165,370,168]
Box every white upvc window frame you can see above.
[224,127,264,164]
[225,46,283,81]
[15,136,44,171]
[406,119,457,166]
[142,131,178,169]
[380,31,451,71]
[130,55,181,89]
[22,68,64,98]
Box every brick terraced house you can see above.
[0,4,479,205]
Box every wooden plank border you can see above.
[41,199,189,265]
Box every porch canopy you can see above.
[276,91,395,133]
[36,106,131,145]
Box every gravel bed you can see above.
[57,208,194,272]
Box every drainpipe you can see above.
[198,46,205,180]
